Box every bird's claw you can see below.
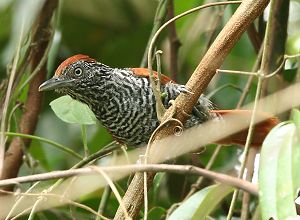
[177,85,194,95]
[182,109,192,118]
[168,100,177,118]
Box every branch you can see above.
[0,22,24,178]
[140,0,168,67]
[0,0,58,191]
[261,0,290,96]
[0,164,258,196]
[167,0,181,80]
[246,23,262,53]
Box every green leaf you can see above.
[259,121,300,220]
[168,184,233,220]
[153,173,166,195]
[50,95,97,125]
[291,108,300,127]
[283,68,297,83]
[148,207,166,220]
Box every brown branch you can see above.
[204,5,226,53]
[236,45,264,108]
[261,0,290,97]
[247,23,262,53]
[114,0,269,219]
[0,0,58,191]
[140,0,168,67]
[167,0,181,81]
[241,147,258,220]
[0,164,258,196]
[185,145,222,200]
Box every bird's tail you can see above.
[210,110,279,147]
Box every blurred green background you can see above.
[0,0,299,219]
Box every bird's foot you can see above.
[156,102,166,122]
[176,85,194,94]
[166,100,184,136]
[168,100,177,118]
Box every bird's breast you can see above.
[90,78,159,147]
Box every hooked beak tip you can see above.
[38,82,48,92]
[38,77,74,92]
[38,84,45,92]
[38,79,55,92]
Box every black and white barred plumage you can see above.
[41,55,218,147]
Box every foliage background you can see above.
[0,0,299,219]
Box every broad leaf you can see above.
[148,207,166,220]
[153,173,166,196]
[291,108,300,127]
[50,95,97,125]
[259,120,300,220]
[283,68,297,83]
[168,184,233,220]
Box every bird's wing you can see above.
[130,68,174,85]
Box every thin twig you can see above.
[261,0,289,97]
[6,142,119,219]
[73,141,118,169]
[1,0,59,189]
[1,190,111,220]
[5,182,41,220]
[142,49,165,220]
[3,132,82,159]
[216,53,300,79]
[6,102,22,136]
[92,166,130,220]
[240,147,257,220]
[235,46,263,218]
[28,196,43,220]
[10,206,34,220]
[0,164,258,196]
[14,23,55,98]
[206,84,243,99]
[96,186,111,220]
[140,0,168,67]
[81,125,89,157]
[246,23,262,53]
[184,145,222,199]
[236,46,264,108]
[44,141,120,194]
[7,142,117,218]
[204,5,226,53]
[155,50,164,92]
[167,0,181,80]
[0,21,24,177]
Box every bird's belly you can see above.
[96,97,159,147]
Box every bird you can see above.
[39,54,278,147]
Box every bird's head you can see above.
[39,54,112,101]
[39,54,96,93]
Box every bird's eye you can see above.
[74,67,83,77]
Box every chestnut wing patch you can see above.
[131,68,174,85]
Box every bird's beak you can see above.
[38,77,75,92]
